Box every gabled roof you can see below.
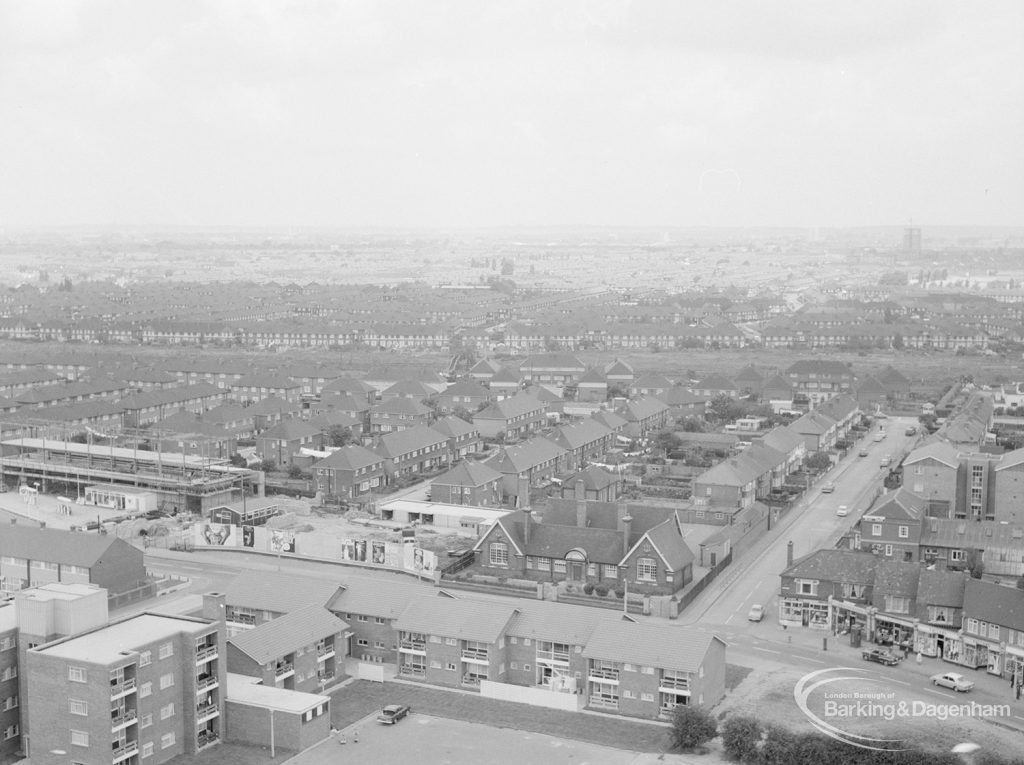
[582,621,724,672]
[330,578,432,620]
[654,387,706,407]
[863,487,926,523]
[224,571,344,614]
[442,379,491,397]
[632,373,674,389]
[546,419,613,451]
[228,604,349,665]
[468,359,502,376]
[394,596,519,644]
[258,419,322,442]
[693,373,737,391]
[622,519,695,571]
[321,377,377,396]
[519,353,586,372]
[375,425,449,458]
[475,393,545,421]
[762,373,792,394]
[382,380,436,399]
[577,368,607,385]
[791,410,836,435]
[604,359,634,377]
[307,411,362,430]
[503,596,630,645]
[488,366,522,385]
[313,444,384,471]
[430,415,479,439]
[619,397,669,421]
[877,365,911,387]
[0,525,137,568]
[734,364,764,383]
[856,375,886,396]
[993,447,1024,472]
[871,560,920,608]
[760,425,804,454]
[431,460,503,488]
[486,438,567,473]
[782,549,877,584]
[962,578,1024,631]
[371,397,431,416]
[915,569,967,614]
[786,359,853,376]
[903,441,960,469]
[317,391,371,413]
[247,396,302,416]
[918,519,1024,548]
[562,464,620,491]
[591,410,628,430]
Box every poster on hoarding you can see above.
[371,540,386,565]
[269,530,295,553]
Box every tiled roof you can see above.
[577,368,607,385]
[519,353,586,372]
[786,359,852,376]
[442,379,490,397]
[428,415,478,439]
[475,393,545,421]
[546,419,612,450]
[321,377,376,395]
[604,359,634,377]
[394,596,519,643]
[314,444,383,471]
[228,604,349,664]
[382,380,436,398]
[375,425,449,458]
[371,398,431,416]
[782,549,877,584]
[224,571,344,614]
[0,525,135,568]
[562,464,619,491]
[915,569,967,615]
[632,374,674,389]
[654,387,706,407]
[258,419,322,441]
[871,560,920,607]
[431,460,503,488]
[486,438,567,473]
[317,391,371,413]
[903,441,960,469]
[247,396,302,415]
[864,488,926,522]
[330,578,434,620]
[760,425,804,454]
[117,383,223,410]
[502,596,627,645]
[591,410,628,430]
[962,578,1024,631]
[631,519,696,571]
[582,621,723,672]
[993,447,1024,472]
[619,397,669,421]
[919,519,1024,548]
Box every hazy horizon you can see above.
[1,1,1022,229]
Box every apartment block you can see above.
[25,612,225,765]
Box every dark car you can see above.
[862,648,901,666]
[376,704,411,724]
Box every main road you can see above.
[681,416,922,628]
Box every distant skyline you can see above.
[1,1,1021,229]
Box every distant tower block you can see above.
[903,226,922,255]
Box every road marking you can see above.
[887,679,911,686]
[923,688,950,698]
[1014,715,1024,722]
[802,657,826,665]
[753,647,781,655]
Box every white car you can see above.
[836,505,849,517]
[931,672,974,692]
[747,604,765,622]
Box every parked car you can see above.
[905,426,917,436]
[747,604,765,622]
[931,672,974,692]
[821,482,835,493]
[858,449,869,457]
[862,648,901,666]
[377,704,412,724]
[836,505,849,517]
[880,455,891,467]
[874,433,885,442]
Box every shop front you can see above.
[830,598,868,637]
[1007,646,1024,693]
[871,613,916,653]
[915,624,958,659]
[780,598,830,629]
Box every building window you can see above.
[140,682,152,698]
[160,703,175,720]
[71,730,89,747]
[489,542,509,567]
[68,699,88,716]
[871,524,882,537]
[950,549,965,562]
[161,733,176,749]
[158,642,173,659]
[430,661,442,669]
[537,558,551,571]
[445,638,457,646]
[446,662,457,671]
[142,742,154,758]
[68,666,87,683]
[553,560,567,574]
[2,696,17,711]
[603,564,618,580]
[140,713,153,729]
[898,526,909,539]
[356,639,369,647]
[375,617,386,625]
[159,674,174,690]
[641,692,655,702]
[637,558,657,582]
[966,618,979,634]
[797,580,818,596]
[139,650,152,667]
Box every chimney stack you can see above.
[787,540,794,567]
[576,485,587,528]
[523,508,531,546]
[622,514,633,556]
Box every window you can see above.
[489,542,509,567]
[637,558,657,582]
[68,666,87,683]
[623,690,636,699]
[375,617,386,625]
[641,666,655,675]
[2,696,17,711]
[523,663,531,671]
[989,624,1000,640]
[158,642,173,659]
[160,703,175,720]
[884,544,893,556]
[871,524,882,537]
[374,641,386,649]
[1,667,15,681]
[139,650,152,667]
[159,673,174,690]
[510,636,517,645]
[430,660,442,669]
[140,682,152,698]
[429,635,442,643]
[4,725,18,740]
[966,618,979,634]
[69,699,88,716]
[140,713,153,729]
[142,742,154,758]
[537,558,551,572]
[553,560,567,574]
[951,549,966,562]
[603,564,618,580]
[357,615,368,622]
[161,733,176,749]
[446,663,457,671]
[898,526,909,539]
[71,730,89,747]
[0,637,15,652]
[445,638,457,646]
[797,580,818,596]
[356,639,368,647]
[641,692,655,702]
[524,638,531,646]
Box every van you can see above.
[880,455,891,467]
[873,432,885,442]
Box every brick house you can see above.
[559,467,621,502]
[617,398,670,438]
[545,418,614,471]
[312,445,387,502]
[435,379,493,414]
[779,549,878,630]
[473,393,546,441]
[485,439,568,506]
[575,369,608,403]
[855,488,926,562]
[369,398,432,435]
[429,461,503,506]
[430,415,483,461]
[255,420,325,469]
[374,426,450,479]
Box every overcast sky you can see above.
[1,0,1021,228]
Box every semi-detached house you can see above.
[473,393,546,441]
[374,426,449,479]
[485,438,568,506]
[312,445,387,502]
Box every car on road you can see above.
[858,449,869,457]
[905,426,917,436]
[931,672,974,692]
[880,455,891,467]
[377,704,411,724]
[821,482,835,493]
[862,648,901,666]
[873,433,885,442]
[836,505,849,517]
[747,604,765,622]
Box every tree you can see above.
[653,429,682,453]
[677,416,706,433]
[708,393,745,423]
[669,705,717,751]
[260,458,277,473]
[803,453,832,472]
[721,715,762,762]
[965,549,984,579]
[452,406,474,423]
[287,464,304,479]
[892,332,904,350]
[327,425,354,447]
